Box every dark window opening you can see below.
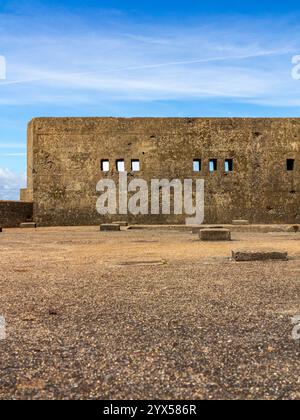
[225,159,233,172]
[193,159,201,172]
[209,159,218,172]
[101,160,110,172]
[116,159,125,172]
[287,159,295,171]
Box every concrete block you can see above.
[200,228,231,241]
[113,221,128,227]
[20,222,37,229]
[232,220,250,225]
[100,224,121,232]
[232,250,288,262]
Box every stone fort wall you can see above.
[0,201,33,228]
[22,117,300,226]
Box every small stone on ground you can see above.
[200,228,231,241]
[100,224,121,232]
[232,249,288,262]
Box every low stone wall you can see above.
[0,201,33,228]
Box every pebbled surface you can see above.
[0,227,300,400]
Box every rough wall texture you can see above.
[0,201,33,228]
[21,117,300,226]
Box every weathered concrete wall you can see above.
[22,117,300,226]
[0,201,33,228]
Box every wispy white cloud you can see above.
[0,168,26,200]
[0,11,299,106]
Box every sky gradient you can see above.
[1,0,300,199]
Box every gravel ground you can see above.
[0,226,300,400]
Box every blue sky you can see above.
[1,0,300,199]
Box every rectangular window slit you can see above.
[101,160,110,172]
[225,159,233,172]
[193,159,201,172]
[116,159,125,172]
[287,159,295,171]
[131,160,140,172]
[209,159,217,172]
